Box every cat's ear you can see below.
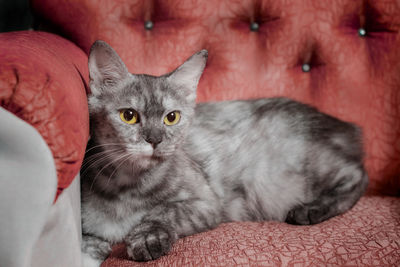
[167,50,208,102]
[88,40,129,95]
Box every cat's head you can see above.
[88,40,207,169]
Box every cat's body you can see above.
[81,41,368,267]
[187,98,367,223]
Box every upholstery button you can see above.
[358,28,366,37]
[302,63,311,72]
[144,20,154,30]
[250,22,259,32]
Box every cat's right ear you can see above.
[166,50,208,102]
[88,40,129,96]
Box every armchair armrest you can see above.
[0,31,90,199]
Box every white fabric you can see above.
[0,107,57,267]
[31,174,82,267]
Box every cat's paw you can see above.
[82,252,103,267]
[285,204,331,225]
[81,234,111,267]
[125,221,178,261]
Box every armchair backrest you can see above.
[31,0,400,195]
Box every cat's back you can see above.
[191,97,296,139]
[190,97,362,158]
[186,97,326,173]
[184,97,364,222]
[193,97,319,132]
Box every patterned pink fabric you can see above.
[103,196,400,266]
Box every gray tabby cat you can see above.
[81,40,368,267]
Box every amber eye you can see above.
[164,111,181,126]
[119,109,139,124]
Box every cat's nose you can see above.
[144,136,162,149]
[142,128,163,149]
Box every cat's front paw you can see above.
[82,234,111,267]
[125,221,178,261]
[82,252,103,267]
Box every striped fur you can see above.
[81,41,368,265]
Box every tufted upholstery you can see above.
[31,0,400,196]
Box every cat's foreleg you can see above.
[81,234,112,267]
[125,199,221,261]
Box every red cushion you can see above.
[0,31,89,199]
[103,196,400,266]
[31,0,400,195]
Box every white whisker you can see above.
[105,153,133,187]
[81,150,125,177]
[85,143,125,153]
[82,148,124,169]
[89,153,132,192]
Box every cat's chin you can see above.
[127,154,164,171]
[129,150,171,161]
[126,144,175,161]
[126,147,174,171]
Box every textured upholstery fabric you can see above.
[0,31,89,198]
[103,196,400,266]
[31,0,400,195]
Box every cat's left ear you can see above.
[88,40,129,96]
[167,50,208,102]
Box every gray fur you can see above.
[81,41,368,266]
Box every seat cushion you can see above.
[0,31,89,199]
[102,196,400,266]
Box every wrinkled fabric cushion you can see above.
[103,196,400,266]
[0,31,89,198]
[31,0,400,195]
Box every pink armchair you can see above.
[1,0,399,266]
